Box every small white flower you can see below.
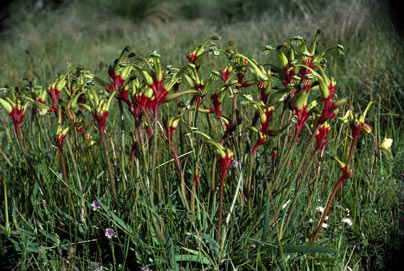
[325,216,328,221]
[282,200,291,210]
[316,206,324,214]
[322,223,328,228]
[308,218,313,225]
[342,218,353,226]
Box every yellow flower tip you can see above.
[330,77,337,87]
[331,156,346,169]
[226,148,234,159]
[380,137,393,152]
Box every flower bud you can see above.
[165,90,197,101]
[380,137,393,152]
[361,123,372,134]
[295,92,309,110]
[334,98,347,108]
[120,65,133,81]
[56,125,69,148]
[0,98,13,113]
[271,148,277,158]
[55,75,67,92]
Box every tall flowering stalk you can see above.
[106,47,136,193]
[46,74,67,114]
[282,122,331,236]
[132,52,197,200]
[187,36,220,72]
[310,157,352,244]
[310,103,372,244]
[191,170,200,213]
[55,111,76,220]
[81,87,118,205]
[194,131,233,243]
[216,147,233,244]
[348,102,373,164]
[165,116,190,212]
[247,128,265,216]
[0,90,29,153]
[0,89,48,193]
[246,101,275,215]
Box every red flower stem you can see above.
[247,151,256,217]
[169,137,190,212]
[217,169,228,244]
[58,145,76,220]
[99,129,118,205]
[310,180,343,244]
[281,128,300,169]
[14,123,26,154]
[130,145,135,171]
[302,157,324,222]
[278,108,288,155]
[191,186,196,214]
[136,120,148,172]
[270,129,297,196]
[270,124,319,226]
[139,106,154,135]
[348,135,359,166]
[209,138,225,211]
[282,148,319,237]
[231,88,240,147]
[271,120,300,195]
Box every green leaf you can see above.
[174,254,211,265]
[283,245,339,254]
[98,200,133,234]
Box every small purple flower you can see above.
[56,172,63,178]
[105,228,115,239]
[232,160,241,169]
[91,200,101,211]
[141,266,150,271]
